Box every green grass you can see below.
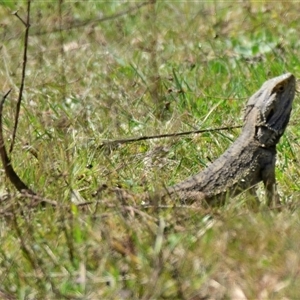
[1,1,300,299]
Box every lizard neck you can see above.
[240,107,259,142]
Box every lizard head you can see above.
[244,73,296,148]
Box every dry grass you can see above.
[0,1,300,299]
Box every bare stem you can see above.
[0,89,35,194]
[10,0,31,154]
[99,125,242,149]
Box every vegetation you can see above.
[0,1,300,299]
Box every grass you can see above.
[1,1,300,299]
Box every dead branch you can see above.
[98,125,242,148]
[31,2,151,36]
[10,0,31,154]
[0,90,35,195]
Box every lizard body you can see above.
[155,73,296,206]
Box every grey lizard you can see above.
[154,73,296,207]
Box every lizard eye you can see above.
[273,83,285,94]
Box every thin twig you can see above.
[10,0,31,154]
[20,191,57,207]
[0,90,35,195]
[11,10,27,26]
[31,2,151,36]
[98,125,242,148]
[58,0,66,100]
